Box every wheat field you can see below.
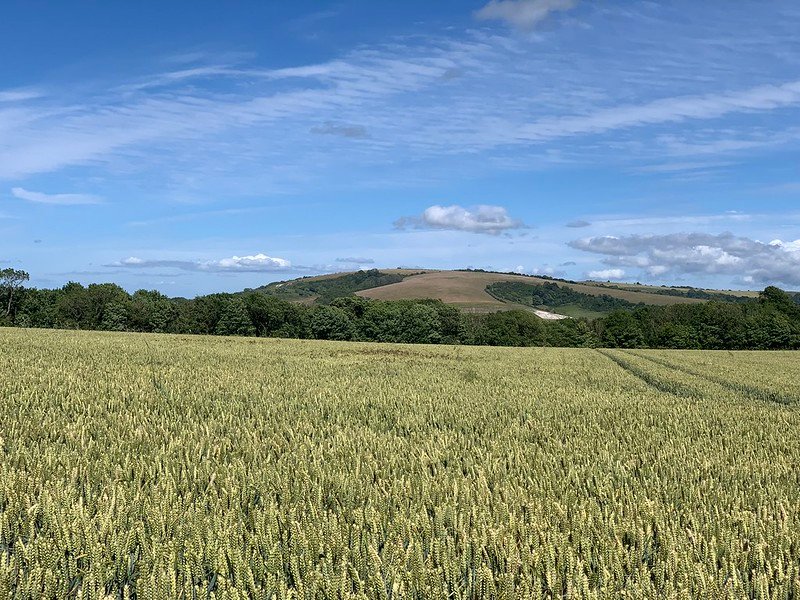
[1,328,799,599]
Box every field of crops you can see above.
[1,329,800,599]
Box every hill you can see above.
[250,268,761,318]
[250,269,423,303]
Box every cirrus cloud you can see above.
[11,187,102,205]
[335,257,375,264]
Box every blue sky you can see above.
[2,0,800,296]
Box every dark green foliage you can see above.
[243,293,300,337]
[4,267,800,350]
[596,290,800,350]
[469,310,547,347]
[310,306,355,341]
[1,267,30,317]
[216,298,257,336]
[487,281,637,313]
[254,269,407,304]
[598,311,646,348]
[101,301,129,332]
[128,290,176,333]
[597,283,754,303]
[358,301,440,344]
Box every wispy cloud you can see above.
[510,81,800,144]
[589,212,753,228]
[0,89,44,103]
[11,187,102,205]
[126,206,270,227]
[335,257,375,264]
[310,122,369,139]
[566,219,591,228]
[395,204,524,235]
[475,0,578,30]
[2,20,800,185]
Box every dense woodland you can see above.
[2,267,800,349]
[486,280,638,313]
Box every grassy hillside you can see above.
[486,280,639,319]
[2,328,799,597]
[246,268,761,318]
[356,270,711,313]
[252,268,421,304]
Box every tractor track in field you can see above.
[621,350,797,406]
[594,349,701,398]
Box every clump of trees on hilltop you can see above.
[2,269,799,350]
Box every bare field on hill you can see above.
[357,270,706,308]
[2,328,800,598]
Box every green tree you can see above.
[243,294,294,336]
[476,310,546,347]
[600,311,645,348]
[128,290,176,333]
[216,298,256,336]
[1,268,30,317]
[85,283,130,329]
[310,306,354,340]
[55,282,91,328]
[101,301,129,331]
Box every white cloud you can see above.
[513,81,800,144]
[587,268,625,280]
[571,233,800,286]
[111,253,293,273]
[335,257,375,264]
[2,18,800,185]
[771,239,800,251]
[214,253,291,271]
[566,219,591,228]
[395,204,524,235]
[591,212,752,228]
[11,187,102,206]
[476,0,578,30]
[310,122,369,139]
[0,89,43,103]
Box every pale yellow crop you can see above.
[1,329,799,598]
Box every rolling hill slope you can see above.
[254,268,758,318]
[356,270,719,314]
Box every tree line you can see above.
[486,281,637,313]
[1,270,799,350]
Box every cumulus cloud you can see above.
[570,232,800,286]
[214,253,291,271]
[110,253,294,273]
[11,187,102,205]
[335,257,375,264]
[475,0,577,30]
[310,122,369,139]
[587,268,626,280]
[395,204,523,235]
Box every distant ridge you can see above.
[249,268,762,319]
